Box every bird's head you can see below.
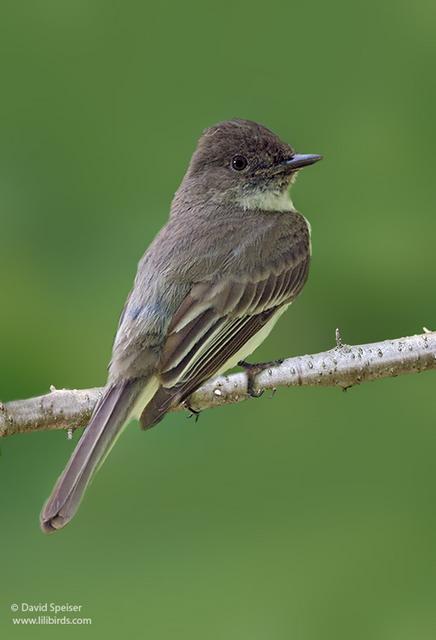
[184,119,322,211]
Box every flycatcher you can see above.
[41,119,322,533]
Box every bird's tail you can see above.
[40,377,157,533]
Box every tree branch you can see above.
[1,331,435,438]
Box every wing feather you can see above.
[159,255,309,390]
[140,252,310,428]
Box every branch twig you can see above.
[1,331,435,438]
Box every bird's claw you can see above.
[238,359,283,398]
[185,402,201,422]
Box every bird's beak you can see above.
[282,153,323,171]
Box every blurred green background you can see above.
[1,0,436,638]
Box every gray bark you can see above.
[1,331,435,438]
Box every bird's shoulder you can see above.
[143,207,310,280]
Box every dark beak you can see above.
[282,153,323,171]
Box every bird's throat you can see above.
[239,188,295,213]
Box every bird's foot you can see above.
[184,401,201,422]
[238,359,284,398]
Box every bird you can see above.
[40,119,322,533]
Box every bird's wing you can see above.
[140,252,310,427]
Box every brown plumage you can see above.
[40,119,321,533]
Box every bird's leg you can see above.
[238,359,284,398]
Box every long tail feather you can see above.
[40,378,149,533]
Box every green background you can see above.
[1,1,436,638]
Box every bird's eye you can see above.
[231,155,248,171]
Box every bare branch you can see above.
[1,331,435,438]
